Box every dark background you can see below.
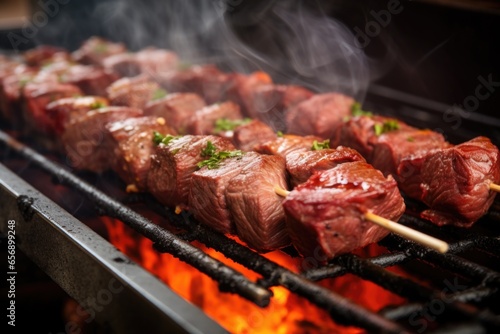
[1,0,499,116]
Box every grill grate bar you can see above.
[0,130,272,307]
[333,254,500,329]
[381,235,500,285]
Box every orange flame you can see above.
[103,217,405,333]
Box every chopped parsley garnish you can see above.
[151,88,168,101]
[177,62,191,71]
[351,102,373,117]
[407,136,415,142]
[276,131,284,137]
[90,101,106,109]
[311,139,330,151]
[19,77,31,88]
[94,43,108,54]
[374,120,400,136]
[152,132,181,146]
[214,118,251,132]
[197,141,244,169]
[200,140,217,157]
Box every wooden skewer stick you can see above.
[274,186,449,253]
[490,183,500,192]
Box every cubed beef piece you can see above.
[286,93,354,141]
[232,120,277,152]
[23,45,69,66]
[335,115,414,156]
[22,82,82,133]
[106,116,176,192]
[0,70,36,124]
[189,152,259,234]
[225,154,290,252]
[224,72,273,116]
[136,48,179,76]
[144,92,206,134]
[147,135,235,208]
[44,96,110,136]
[398,136,500,227]
[63,65,118,95]
[187,101,242,135]
[255,134,323,159]
[246,84,314,131]
[103,53,142,78]
[370,129,450,176]
[72,37,127,65]
[286,147,365,187]
[107,75,161,109]
[62,106,143,172]
[283,161,405,260]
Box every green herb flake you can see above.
[197,150,244,170]
[94,43,108,54]
[351,102,373,117]
[407,136,415,142]
[177,62,191,71]
[311,139,330,151]
[152,131,181,146]
[151,88,168,101]
[374,120,400,136]
[90,101,106,109]
[200,141,217,157]
[214,118,252,132]
[276,131,284,137]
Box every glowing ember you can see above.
[102,217,405,333]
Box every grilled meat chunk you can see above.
[255,134,323,159]
[72,37,127,65]
[62,106,143,172]
[225,154,290,252]
[286,93,354,141]
[286,147,365,187]
[63,65,118,96]
[147,135,235,208]
[224,72,273,116]
[398,136,500,227]
[107,75,162,109]
[106,116,176,192]
[22,82,82,133]
[283,161,405,260]
[44,96,110,136]
[187,101,242,135]
[189,152,258,234]
[144,92,206,134]
[23,45,69,66]
[246,84,314,131]
[232,119,278,152]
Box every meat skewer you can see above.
[2,37,498,231]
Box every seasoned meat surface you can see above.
[44,96,110,136]
[286,93,354,141]
[225,154,290,252]
[107,75,161,109]
[286,147,365,187]
[62,106,143,172]
[106,116,177,192]
[144,92,206,134]
[189,152,259,234]
[255,134,323,159]
[283,161,405,260]
[187,101,242,135]
[232,119,277,152]
[147,135,235,208]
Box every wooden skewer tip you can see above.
[490,183,500,192]
[364,211,449,253]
